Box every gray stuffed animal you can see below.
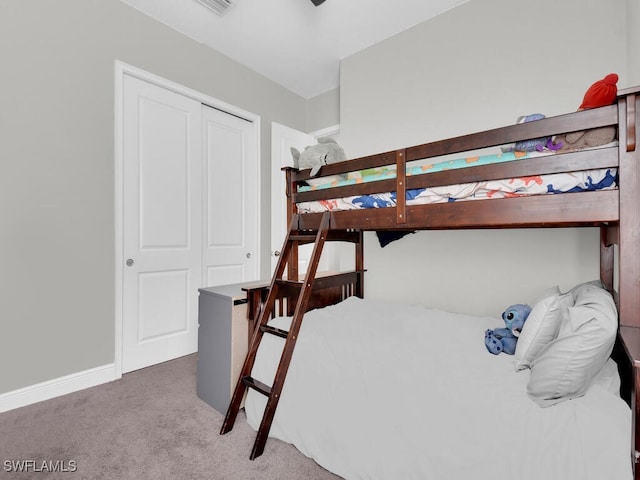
[291,137,347,176]
[553,126,617,152]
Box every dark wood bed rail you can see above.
[616,88,640,470]
[294,190,618,231]
[293,104,619,184]
[295,146,619,206]
[242,270,366,335]
[297,151,616,208]
[286,88,640,233]
[286,108,624,232]
[615,93,640,471]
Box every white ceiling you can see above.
[121,0,469,99]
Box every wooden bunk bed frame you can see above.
[225,86,640,476]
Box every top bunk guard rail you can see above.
[294,147,619,203]
[286,89,640,232]
[292,104,618,184]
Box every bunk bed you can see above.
[223,86,640,480]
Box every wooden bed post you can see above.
[284,167,300,283]
[355,229,364,298]
[616,88,640,478]
[395,149,407,225]
[600,226,616,294]
[617,91,640,329]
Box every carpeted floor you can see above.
[0,355,341,479]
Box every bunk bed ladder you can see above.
[219,211,331,459]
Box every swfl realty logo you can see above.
[3,459,78,473]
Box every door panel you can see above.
[206,264,244,287]
[138,99,191,249]
[203,106,258,287]
[138,269,189,341]
[122,74,202,373]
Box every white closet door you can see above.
[202,105,258,287]
[122,75,202,373]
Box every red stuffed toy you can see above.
[578,73,618,110]
[555,73,619,151]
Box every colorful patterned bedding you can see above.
[296,149,618,213]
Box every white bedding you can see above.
[245,297,632,480]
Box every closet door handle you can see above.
[126,259,134,267]
[273,251,281,257]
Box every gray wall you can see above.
[0,0,309,394]
[629,0,640,84]
[339,0,631,316]
[306,87,340,133]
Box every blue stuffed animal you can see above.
[484,304,532,355]
[500,114,563,153]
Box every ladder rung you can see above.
[327,230,361,243]
[291,232,360,243]
[289,234,317,243]
[275,279,303,290]
[260,324,289,339]
[242,376,272,397]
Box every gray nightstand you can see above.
[196,282,258,414]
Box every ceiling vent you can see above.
[196,0,234,16]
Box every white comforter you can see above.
[245,297,632,480]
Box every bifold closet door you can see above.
[122,74,202,373]
[120,74,259,373]
[202,105,258,287]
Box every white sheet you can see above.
[245,297,632,480]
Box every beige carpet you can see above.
[0,355,341,479]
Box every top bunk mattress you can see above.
[296,147,618,214]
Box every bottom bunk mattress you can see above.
[245,297,632,480]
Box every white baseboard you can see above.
[0,364,120,413]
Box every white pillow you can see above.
[513,289,567,371]
[530,285,561,305]
[591,358,621,397]
[564,279,605,305]
[527,283,617,407]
